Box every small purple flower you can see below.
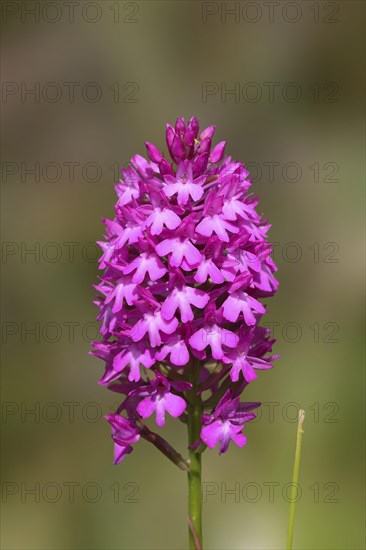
[155,236,202,269]
[163,160,206,205]
[223,328,273,382]
[145,206,181,236]
[189,304,239,360]
[195,193,239,243]
[222,290,266,325]
[130,308,178,347]
[135,374,191,427]
[115,166,140,206]
[161,271,210,323]
[123,251,167,284]
[201,391,259,453]
[105,413,140,464]
[155,333,190,366]
[100,275,138,313]
[112,342,155,383]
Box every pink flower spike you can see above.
[92,116,279,469]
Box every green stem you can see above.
[187,360,203,550]
[286,409,305,550]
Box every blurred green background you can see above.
[1,1,365,549]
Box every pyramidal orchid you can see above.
[91,117,279,549]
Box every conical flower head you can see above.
[92,117,279,461]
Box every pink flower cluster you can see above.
[92,117,279,463]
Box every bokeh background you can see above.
[1,1,365,549]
